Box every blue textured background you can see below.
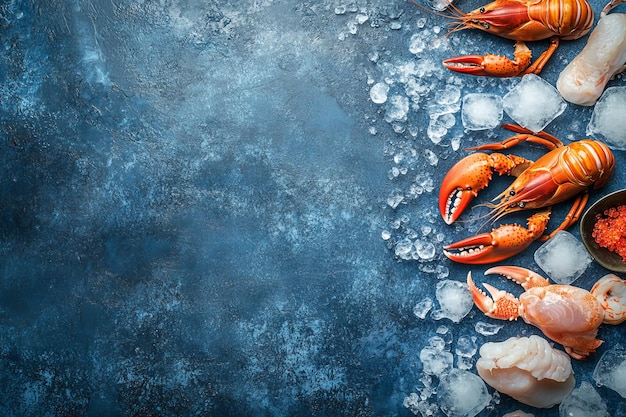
[0,0,624,416]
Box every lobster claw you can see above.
[443,41,533,78]
[443,211,551,264]
[439,153,494,224]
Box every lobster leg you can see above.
[467,124,563,150]
[444,210,551,264]
[539,193,589,241]
[443,41,532,77]
[521,36,560,75]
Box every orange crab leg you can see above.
[444,210,550,264]
[443,41,533,77]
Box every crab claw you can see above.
[484,265,550,291]
[443,41,533,78]
[467,271,521,320]
[444,211,551,264]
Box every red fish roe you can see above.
[592,204,626,262]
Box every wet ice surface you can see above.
[558,382,609,417]
[1,0,625,416]
[533,231,592,284]
[593,346,626,398]
[503,74,567,132]
[437,369,491,417]
[587,86,626,150]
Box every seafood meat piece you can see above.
[476,335,575,408]
[556,10,626,105]
[468,266,626,359]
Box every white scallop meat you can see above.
[476,335,575,408]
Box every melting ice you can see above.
[533,231,591,284]
[461,93,503,130]
[420,336,453,376]
[587,86,626,150]
[437,369,491,417]
[593,346,626,398]
[503,74,566,132]
[432,280,474,323]
[558,381,609,417]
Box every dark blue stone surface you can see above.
[0,0,624,416]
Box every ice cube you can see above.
[437,369,491,417]
[432,279,474,323]
[503,74,567,132]
[369,82,389,104]
[587,86,626,150]
[558,381,609,417]
[461,93,503,130]
[593,346,626,398]
[533,231,592,284]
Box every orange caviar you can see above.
[592,204,626,262]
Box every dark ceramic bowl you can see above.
[580,189,626,273]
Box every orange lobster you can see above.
[438,0,594,77]
[440,124,615,264]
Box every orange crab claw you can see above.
[484,265,550,291]
[443,41,533,78]
[467,271,521,320]
[444,211,551,264]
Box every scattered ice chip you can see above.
[437,369,490,417]
[503,74,567,132]
[558,381,609,417]
[409,33,427,55]
[587,86,626,150]
[437,85,462,106]
[461,93,503,130]
[533,231,592,284]
[456,336,478,370]
[432,280,474,323]
[420,344,453,376]
[414,240,436,260]
[592,345,626,398]
[385,95,409,122]
[413,297,434,319]
[370,82,389,104]
[387,192,404,209]
[474,321,504,336]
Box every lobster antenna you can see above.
[407,0,473,40]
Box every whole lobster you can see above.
[436,0,595,77]
[439,124,615,264]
